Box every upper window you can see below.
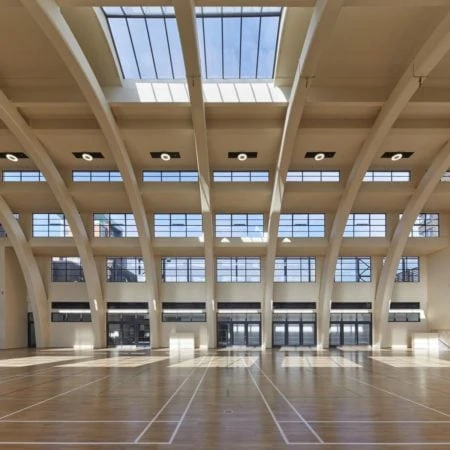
[154,213,203,237]
[32,214,72,237]
[274,257,315,283]
[363,171,410,182]
[278,214,325,238]
[3,170,46,182]
[143,171,198,182]
[161,257,205,282]
[409,213,439,237]
[440,171,450,182]
[215,213,264,238]
[213,171,269,182]
[216,257,260,282]
[103,6,281,80]
[395,257,419,282]
[93,213,137,237]
[0,213,19,237]
[51,257,84,282]
[107,257,145,282]
[286,170,340,182]
[335,257,371,283]
[72,171,122,182]
[344,214,386,237]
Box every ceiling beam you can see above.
[0,89,105,348]
[373,141,450,348]
[317,11,450,349]
[22,0,162,345]
[0,196,49,348]
[173,0,216,347]
[263,0,343,348]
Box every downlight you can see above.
[314,152,325,161]
[81,153,94,162]
[237,153,248,161]
[391,153,403,161]
[160,153,171,161]
[6,153,19,162]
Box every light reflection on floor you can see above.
[0,356,88,367]
[281,356,362,368]
[169,356,258,368]
[58,356,170,368]
[370,356,450,367]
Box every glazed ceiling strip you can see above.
[22,0,160,335]
[0,197,49,347]
[318,11,450,348]
[374,141,450,347]
[263,0,344,347]
[0,90,105,348]
[173,0,215,345]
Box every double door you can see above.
[107,314,150,347]
[272,322,316,347]
[217,322,261,348]
[329,313,372,347]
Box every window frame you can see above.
[274,257,316,283]
[278,213,325,238]
[335,257,371,283]
[154,213,203,238]
[142,170,199,182]
[93,213,138,238]
[343,213,386,238]
[216,257,261,283]
[107,257,146,282]
[32,213,72,238]
[51,257,85,282]
[161,257,206,282]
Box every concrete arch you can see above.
[0,90,105,348]
[374,141,450,348]
[317,12,450,348]
[22,0,160,345]
[263,0,344,348]
[0,196,49,348]
[173,0,216,347]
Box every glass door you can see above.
[247,323,261,346]
[273,323,286,347]
[217,322,231,348]
[301,323,316,346]
[232,323,246,345]
[342,323,357,345]
[287,323,300,346]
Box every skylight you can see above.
[103,6,282,80]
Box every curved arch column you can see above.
[317,13,450,349]
[0,196,49,348]
[0,90,105,348]
[374,141,450,348]
[263,0,344,348]
[22,0,160,346]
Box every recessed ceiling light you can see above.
[237,153,248,161]
[391,153,403,161]
[81,153,94,161]
[6,153,19,162]
[314,152,325,161]
[160,152,171,161]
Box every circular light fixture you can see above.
[314,152,326,161]
[237,153,248,161]
[160,152,171,161]
[81,153,94,162]
[391,153,403,161]
[6,153,19,162]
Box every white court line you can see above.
[246,368,290,445]
[253,364,324,444]
[279,420,450,424]
[167,361,212,445]
[0,420,178,423]
[134,356,207,443]
[347,376,450,419]
[0,375,110,420]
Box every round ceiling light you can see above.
[314,152,326,161]
[81,153,94,161]
[237,153,248,161]
[391,153,403,161]
[160,152,171,161]
[6,153,19,162]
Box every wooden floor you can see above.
[0,347,449,449]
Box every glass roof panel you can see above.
[103,6,281,80]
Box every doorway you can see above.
[217,313,261,348]
[329,313,372,347]
[272,313,317,347]
[107,313,150,347]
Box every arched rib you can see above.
[0,90,105,347]
[0,196,49,348]
[317,12,450,348]
[173,0,216,347]
[22,0,160,345]
[263,0,344,348]
[374,141,450,348]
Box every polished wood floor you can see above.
[0,347,449,448]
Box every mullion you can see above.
[255,16,262,78]
[162,16,175,79]
[143,17,159,79]
[124,14,142,79]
